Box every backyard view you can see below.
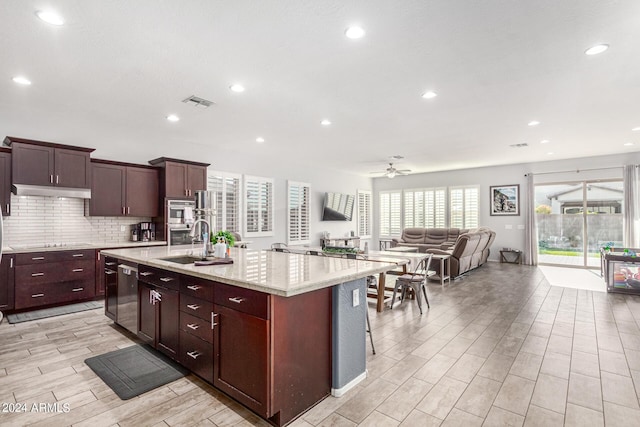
[535,181,623,267]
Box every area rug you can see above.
[6,300,104,324]
[539,266,606,293]
[85,344,189,400]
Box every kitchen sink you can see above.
[159,255,208,264]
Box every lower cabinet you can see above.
[0,254,15,311]
[104,257,118,321]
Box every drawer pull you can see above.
[187,351,202,359]
[187,323,200,330]
[32,293,45,298]
[187,304,201,311]
[139,271,153,276]
[160,277,174,282]
[72,268,84,272]
[228,297,245,304]
[186,284,202,291]
[105,269,116,275]
[211,312,218,329]
[72,288,84,292]
[105,262,117,266]
[72,254,84,257]
[32,257,45,261]
[32,272,44,277]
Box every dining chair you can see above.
[271,243,290,253]
[390,253,433,314]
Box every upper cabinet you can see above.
[90,159,159,217]
[148,157,209,198]
[4,136,94,188]
[0,148,11,216]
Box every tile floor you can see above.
[2,262,640,426]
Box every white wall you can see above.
[372,151,640,261]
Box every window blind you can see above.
[287,181,311,244]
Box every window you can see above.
[379,191,402,236]
[287,181,310,244]
[244,175,274,237]
[357,190,372,238]
[450,186,479,229]
[207,171,241,233]
[404,188,446,228]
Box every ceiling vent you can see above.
[509,143,529,148]
[182,95,215,108]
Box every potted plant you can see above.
[211,230,236,248]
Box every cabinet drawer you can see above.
[15,279,95,309]
[180,330,213,382]
[180,311,213,344]
[16,260,95,285]
[138,265,180,290]
[180,276,214,302]
[214,283,269,320]
[180,294,213,321]
[16,249,95,265]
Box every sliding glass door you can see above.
[535,180,623,268]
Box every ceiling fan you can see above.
[370,162,411,179]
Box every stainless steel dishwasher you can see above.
[117,263,138,334]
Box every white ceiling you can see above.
[1,0,639,176]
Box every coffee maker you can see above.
[132,222,156,242]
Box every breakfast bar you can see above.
[99,245,395,426]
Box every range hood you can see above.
[12,184,91,199]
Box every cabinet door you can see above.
[138,282,156,345]
[164,162,188,197]
[126,167,159,217]
[11,143,54,186]
[54,148,91,188]
[187,165,207,194]
[0,152,11,216]
[90,163,126,216]
[104,258,118,320]
[0,255,15,311]
[213,304,270,416]
[157,287,179,359]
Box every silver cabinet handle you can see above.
[187,351,201,359]
[105,269,116,275]
[32,272,44,277]
[122,206,125,215]
[56,175,59,184]
[211,312,218,329]
[160,277,174,282]
[6,203,8,214]
[187,323,199,330]
[105,262,116,266]
[228,297,244,304]
[187,304,201,311]
[32,256,45,260]
[72,268,83,272]
[139,271,153,276]
[50,175,53,183]
[10,258,13,268]
[127,207,130,214]
[186,284,201,291]
[185,189,188,196]
[72,254,84,257]
[32,293,44,298]
[72,288,83,292]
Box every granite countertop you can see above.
[2,240,167,254]
[100,246,398,297]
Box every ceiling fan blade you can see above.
[397,169,411,173]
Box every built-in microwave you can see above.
[166,199,196,247]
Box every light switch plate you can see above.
[352,289,359,307]
[120,225,126,232]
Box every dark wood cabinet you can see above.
[90,160,159,217]
[148,157,209,198]
[138,282,156,344]
[5,137,93,188]
[0,254,15,311]
[103,256,118,320]
[0,149,11,216]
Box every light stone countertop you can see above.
[100,246,399,297]
[2,240,167,254]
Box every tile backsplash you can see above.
[2,195,152,246]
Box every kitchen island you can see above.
[99,245,397,426]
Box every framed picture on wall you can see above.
[490,184,520,216]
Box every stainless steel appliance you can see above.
[167,199,196,247]
[132,222,156,242]
[116,263,138,334]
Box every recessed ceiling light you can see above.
[36,10,64,26]
[540,139,550,144]
[321,119,331,126]
[422,91,437,99]
[528,120,540,127]
[229,84,245,93]
[166,114,180,122]
[12,76,32,85]
[256,137,265,143]
[624,142,634,146]
[547,152,554,155]
[632,127,640,132]
[585,44,609,55]
[345,26,365,39]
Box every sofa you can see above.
[425,227,496,278]
[391,227,469,252]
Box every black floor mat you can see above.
[85,344,189,400]
[6,301,103,324]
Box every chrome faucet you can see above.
[189,218,210,258]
